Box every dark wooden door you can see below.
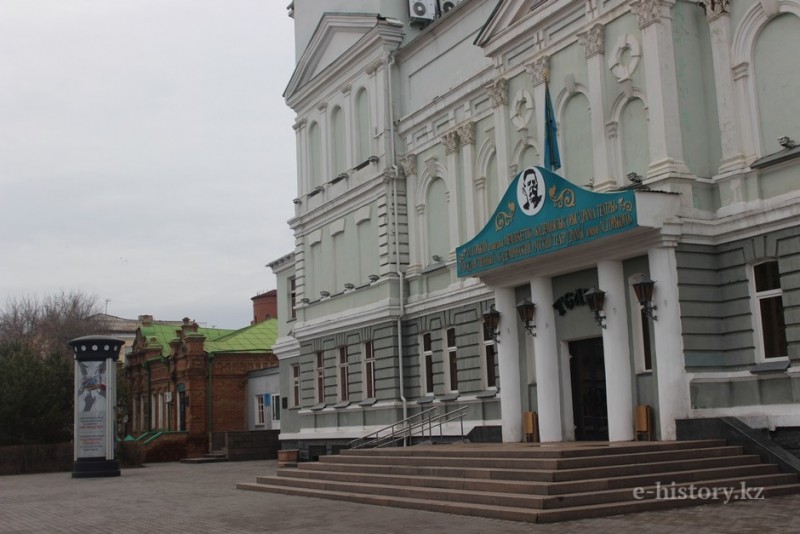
[569,337,608,441]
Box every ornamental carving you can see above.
[400,153,418,177]
[487,78,508,107]
[457,122,476,146]
[698,0,729,20]
[442,131,460,155]
[292,118,307,131]
[527,56,550,86]
[577,24,605,58]
[630,0,662,29]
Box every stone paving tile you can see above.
[1,460,799,533]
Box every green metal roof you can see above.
[205,319,278,355]
[139,323,235,358]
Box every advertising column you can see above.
[69,335,122,478]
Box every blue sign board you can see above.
[456,167,637,277]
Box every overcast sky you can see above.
[0,1,298,329]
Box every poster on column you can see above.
[75,360,108,457]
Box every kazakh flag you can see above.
[543,82,561,172]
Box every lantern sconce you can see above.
[584,287,607,329]
[482,305,501,344]
[632,275,658,321]
[516,298,536,337]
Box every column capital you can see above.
[292,118,307,131]
[577,23,605,59]
[526,56,550,86]
[399,153,417,177]
[457,122,477,146]
[487,78,508,107]
[442,130,460,155]
[630,0,673,30]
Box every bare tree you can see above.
[0,291,104,361]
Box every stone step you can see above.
[254,472,798,510]
[278,462,779,496]
[340,439,726,459]
[236,480,800,524]
[297,453,762,482]
[318,446,744,472]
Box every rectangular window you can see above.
[292,364,301,407]
[483,325,497,388]
[364,341,375,399]
[316,352,325,403]
[754,261,788,358]
[271,394,281,421]
[289,276,297,320]
[339,346,349,401]
[446,328,458,392]
[255,395,265,425]
[423,333,434,394]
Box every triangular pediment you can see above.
[285,13,381,100]
[474,0,553,48]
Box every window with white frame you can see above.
[481,323,497,389]
[292,364,301,407]
[338,346,349,401]
[255,395,266,425]
[753,260,788,359]
[445,328,458,392]
[422,333,434,394]
[316,351,326,402]
[271,394,281,422]
[288,276,296,320]
[363,341,375,399]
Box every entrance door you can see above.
[569,337,608,440]
[178,391,187,431]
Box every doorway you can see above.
[569,337,608,440]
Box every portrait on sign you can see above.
[517,167,545,216]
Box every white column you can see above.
[458,122,477,239]
[649,244,690,440]
[442,130,461,259]
[530,276,564,442]
[631,0,689,179]
[597,260,634,441]
[704,5,746,174]
[487,78,513,191]
[400,154,421,274]
[494,287,523,443]
[527,57,549,170]
[293,119,308,196]
[578,24,614,189]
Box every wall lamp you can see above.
[584,287,607,329]
[482,305,501,344]
[516,298,536,336]
[632,275,658,321]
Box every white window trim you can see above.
[444,327,459,393]
[338,346,350,401]
[271,394,281,423]
[255,395,266,426]
[479,324,498,390]
[362,341,375,399]
[316,352,326,403]
[292,363,301,408]
[750,260,789,362]
[421,333,434,396]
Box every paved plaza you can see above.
[1,460,800,533]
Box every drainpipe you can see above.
[207,353,214,452]
[387,49,407,424]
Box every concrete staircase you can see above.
[179,451,228,464]
[237,440,800,523]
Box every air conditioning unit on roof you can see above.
[441,0,463,13]
[409,0,436,22]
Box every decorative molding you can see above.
[400,153,418,177]
[630,0,663,29]
[510,90,534,131]
[698,0,729,21]
[416,203,426,216]
[606,121,619,139]
[442,130,460,155]
[564,74,577,96]
[527,56,550,86]
[340,84,351,96]
[424,156,438,177]
[365,58,382,76]
[486,78,508,107]
[474,176,487,191]
[317,102,328,111]
[293,118,307,131]
[457,122,477,146]
[577,23,605,58]
[608,34,641,82]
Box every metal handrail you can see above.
[348,405,468,449]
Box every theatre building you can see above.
[269,0,800,455]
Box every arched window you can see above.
[426,178,450,263]
[754,14,800,155]
[309,122,322,187]
[620,98,650,179]
[355,88,371,162]
[331,106,346,175]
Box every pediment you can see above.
[474,0,551,48]
[285,13,380,100]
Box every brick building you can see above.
[125,314,278,458]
